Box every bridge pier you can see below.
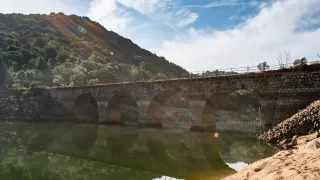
[136,100,149,123]
[189,100,207,130]
[98,101,107,122]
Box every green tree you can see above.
[257,62,270,71]
[53,75,64,85]
[88,78,99,85]
[130,64,151,81]
[25,69,43,81]
[20,48,31,62]
[44,46,57,59]
[13,69,44,93]
[139,61,146,70]
[154,73,167,80]
[56,51,69,64]
[36,57,48,71]
[80,60,97,71]
[34,37,45,48]
[293,57,308,67]
[0,58,8,85]
[15,70,26,80]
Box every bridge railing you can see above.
[56,61,320,88]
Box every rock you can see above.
[306,132,319,142]
[291,135,298,146]
[280,144,292,150]
[304,140,320,150]
[296,132,319,145]
[278,139,289,146]
[259,100,320,148]
[297,136,309,145]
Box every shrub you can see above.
[257,62,270,71]
[88,78,99,85]
[154,73,167,80]
[0,59,8,85]
[293,57,307,67]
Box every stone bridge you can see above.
[48,69,320,131]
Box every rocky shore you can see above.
[221,100,320,180]
[222,137,320,180]
[259,100,320,149]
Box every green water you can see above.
[0,123,276,180]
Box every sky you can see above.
[0,0,319,71]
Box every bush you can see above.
[53,75,64,85]
[154,73,167,80]
[257,62,270,71]
[80,60,97,71]
[0,59,8,85]
[293,57,307,67]
[88,78,99,85]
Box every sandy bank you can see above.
[221,138,320,180]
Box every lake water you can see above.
[0,122,276,180]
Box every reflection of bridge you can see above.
[48,69,320,130]
[1,123,276,179]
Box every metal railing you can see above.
[53,61,320,88]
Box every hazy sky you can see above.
[0,0,319,71]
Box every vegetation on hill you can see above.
[0,13,188,89]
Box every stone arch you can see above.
[72,93,99,122]
[146,89,192,129]
[201,88,270,132]
[105,92,139,125]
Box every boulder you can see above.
[305,140,320,150]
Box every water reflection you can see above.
[0,122,276,180]
[226,162,248,171]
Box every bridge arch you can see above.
[146,89,192,129]
[105,92,139,125]
[72,93,99,122]
[201,88,270,132]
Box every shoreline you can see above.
[222,99,320,180]
[222,137,320,180]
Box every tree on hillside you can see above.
[293,57,307,67]
[130,61,151,82]
[277,51,291,68]
[0,13,188,88]
[12,69,44,93]
[154,73,167,80]
[257,62,270,71]
[139,61,146,70]
[0,58,8,86]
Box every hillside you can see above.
[0,13,188,88]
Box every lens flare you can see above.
[214,132,219,138]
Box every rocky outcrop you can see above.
[305,139,320,150]
[259,100,320,148]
